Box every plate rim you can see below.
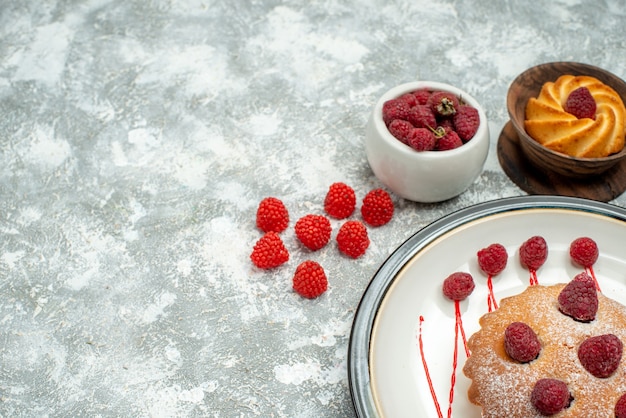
[347,195,626,418]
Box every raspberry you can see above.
[412,88,431,105]
[616,394,626,418]
[428,91,459,117]
[569,237,599,267]
[382,99,410,125]
[578,333,623,378]
[361,188,394,227]
[435,129,463,151]
[519,235,548,271]
[558,272,598,322]
[388,119,414,144]
[256,197,289,233]
[292,260,328,298]
[250,232,289,269]
[504,322,541,363]
[530,378,572,415]
[477,243,508,276]
[294,214,331,251]
[407,128,436,151]
[406,105,437,129]
[453,105,480,142]
[564,86,596,120]
[398,92,418,107]
[324,182,356,219]
[442,272,475,301]
[336,220,369,258]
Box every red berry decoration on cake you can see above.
[616,394,626,418]
[570,236,601,291]
[294,214,331,251]
[324,182,356,219]
[530,378,572,416]
[250,232,289,269]
[578,333,623,378]
[292,260,328,299]
[557,272,598,322]
[477,243,508,312]
[564,86,597,120]
[519,235,548,285]
[361,189,394,227]
[256,197,289,233]
[336,220,369,258]
[504,322,541,363]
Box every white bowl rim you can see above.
[371,80,489,159]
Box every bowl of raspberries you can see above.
[365,81,489,202]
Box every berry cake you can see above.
[463,281,626,417]
[524,74,626,158]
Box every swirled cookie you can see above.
[463,283,626,417]
[524,75,626,158]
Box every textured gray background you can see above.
[1,0,626,417]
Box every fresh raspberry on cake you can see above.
[570,236,599,267]
[256,197,289,233]
[324,182,356,219]
[564,86,596,119]
[530,378,572,415]
[428,91,460,117]
[477,243,508,276]
[442,272,475,301]
[382,99,411,125]
[361,189,394,227]
[435,129,463,151]
[336,220,369,258]
[578,333,623,378]
[250,232,289,269]
[407,128,436,151]
[519,235,548,271]
[453,105,480,142]
[292,260,328,298]
[615,394,626,418]
[558,272,598,322]
[504,322,541,363]
[387,119,413,144]
[294,214,331,251]
[406,105,437,129]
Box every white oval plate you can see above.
[348,196,626,417]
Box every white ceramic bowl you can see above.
[365,81,490,202]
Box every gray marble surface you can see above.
[2,0,626,417]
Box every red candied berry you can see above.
[387,119,414,144]
[519,235,548,271]
[398,93,418,107]
[336,220,369,258]
[382,99,411,125]
[477,243,508,276]
[570,237,599,267]
[412,88,431,105]
[256,197,289,233]
[558,272,598,322]
[428,91,460,117]
[250,232,289,269]
[564,86,596,120]
[361,189,394,227]
[504,322,541,363]
[294,214,331,251]
[406,105,437,129]
[453,105,480,142]
[615,394,626,418]
[435,130,463,151]
[324,182,356,219]
[442,272,475,301]
[531,378,572,415]
[292,260,328,298]
[407,128,436,152]
[578,334,623,378]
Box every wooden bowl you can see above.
[507,62,626,178]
